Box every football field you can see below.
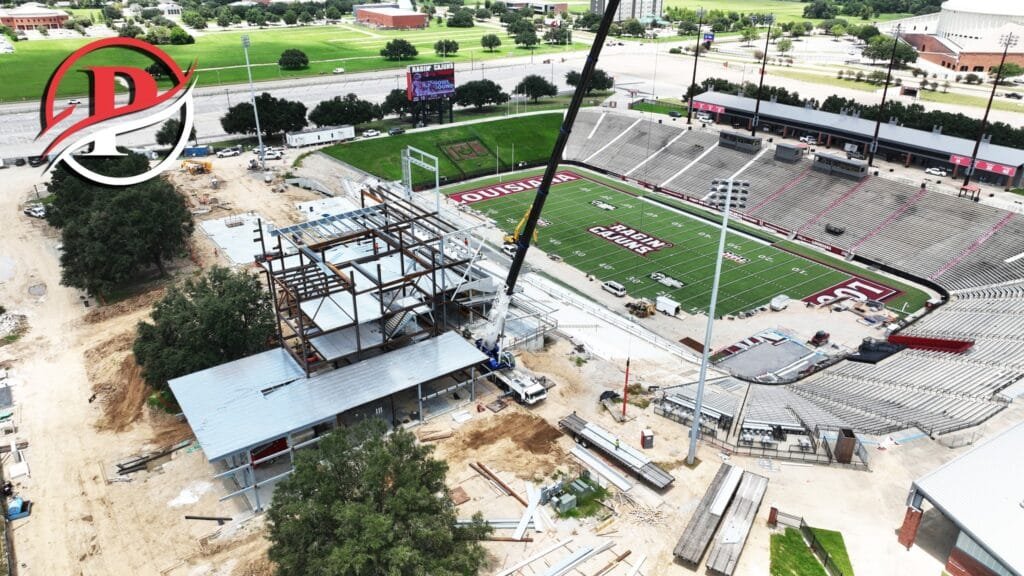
[450,170,869,317]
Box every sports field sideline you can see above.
[448,169,901,317]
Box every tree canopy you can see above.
[481,33,501,51]
[155,118,197,147]
[434,38,459,56]
[514,74,557,102]
[46,156,194,296]
[381,88,411,118]
[447,7,475,27]
[134,266,275,392]
[454,79,509,109]
[514,28,538,48]
[220,92,308,137]
[544,26,570,45]
[380,38,418,60]
[565,68,614,93]
[267,419,491,576]
[278,48,309,70]
[862,34,917,67]
[310,93,382,127]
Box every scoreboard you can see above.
[406,62,456,102]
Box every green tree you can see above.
[543,26,570,44]
[475,7,491,19]
[45,153,150,230]
[220,92,308,137]
[282,10,298,24]
[490,0,507,15]
[381,88,411,118]
[267,419,491,576]
[622,18,644,37]
[564,68,614,93]
[862,34,917,67]
[776,38,793,55]
[830,24,845,39]
[325,6,341,20]
[514,27,538,48]
[380,38,418,60]
[278,48,309,70]
[310,93,381,127]
[447,7,474,27]
[990,62,1024,81]
[434,38,459,56]
[181,11,207,29]
[481,32,501,51]
[514,74,557,102]
[155,118,197,146]
[855,24,879,43]
[454,79,509,109]
[574,10,600,31]
[740,26,758,45]
[57,177,193,295]
[802,0,837,19]
[134,267,275,392]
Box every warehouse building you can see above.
[590,0,662,23]
[898,420,1024,576]
[354,5,428,29]
[0,2,69,30]
[506,0,569,15]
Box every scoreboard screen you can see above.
[406,62,455,102]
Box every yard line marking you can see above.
[1005,250,1024,264]
[660,143,719,188]
[625,130,689,176]
[584,117,644,164]
[587,112,606,140]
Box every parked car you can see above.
[264,150,284,160]
[332,67,345,74]
[217,147,241,158]
[925,167,948,176]
[667,110,681,118]
[695,112,712,122]
[846,151,865,160]
[67,98,81,105]
[1006,92,1023,100]
[23,204,46,218]
[362,129,381,137]
[388,127,406,136]
[799,135,820,145]
[27,156,46,167]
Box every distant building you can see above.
[157,2,182,16]
[506,0,569,15]
[899,420,1024,576]
[886,0,1024,73]
[0,2,70,30]
[589,0,661,23]
[354,5,428,29]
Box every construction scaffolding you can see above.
[255,183,496,376]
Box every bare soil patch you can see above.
[437,410,569,480]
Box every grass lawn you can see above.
[917,89,1024,113]
[771,528,827,576]
[632,99,687,116]
[323,112,562,185]
[770,69,881,92]
[452,169,854,317]
[663,0,910,24]
[809,528,854,576]
[0,22,583,101]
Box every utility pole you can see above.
[962,32,1018,188]
[241,34,265,168]
[751,16,772,137]
[867,24,901,167]
[686,7,705,126]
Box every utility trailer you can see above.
[558,413,674,489]
[285,125,355,148]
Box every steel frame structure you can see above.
[255,183,487,376]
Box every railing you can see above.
[799,517,850,576]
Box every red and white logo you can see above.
[37,37,197,186]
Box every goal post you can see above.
[401,146,441,214]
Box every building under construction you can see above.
[171,182,556,510]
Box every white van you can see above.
[601,280,627,297]
[501,244,517,257]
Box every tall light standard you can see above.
[962,32,1019,188]
[687,179,749,466]
[686,7,705,126]
[867,24,901,167]
[241,34,265,167]
[751,16,773,137]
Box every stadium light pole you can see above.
[867,24,901,167]
[962,32,1019,188]
[686,7,705,126]
[241,34,265,168]
[687,179,749,466]
[751,16,773,137]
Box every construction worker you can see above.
[615,439,620,450]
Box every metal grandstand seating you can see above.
[587,120,682,177]
[662,146,757,198]
[746,169,863,232]
[636,131,719,186]
[563,110,641,163]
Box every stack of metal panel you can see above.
[673,463,742,565]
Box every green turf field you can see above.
[0,22,583,101]
[324,113,562,185]
[454,170,858,317]
[771,527,827,576]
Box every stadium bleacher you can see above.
[561,109,1024,438]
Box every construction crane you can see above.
[476,0,621,367]
[503,208,539,245]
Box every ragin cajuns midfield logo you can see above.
[37,37,197,186]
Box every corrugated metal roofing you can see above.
[694,92,1024,168]
[913,420,1024,574]
[170,332,487,462]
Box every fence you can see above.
[799,517,850,576]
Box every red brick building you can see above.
[354,6,427,29]
[0,2,70,31]
[899,420,1024,576]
